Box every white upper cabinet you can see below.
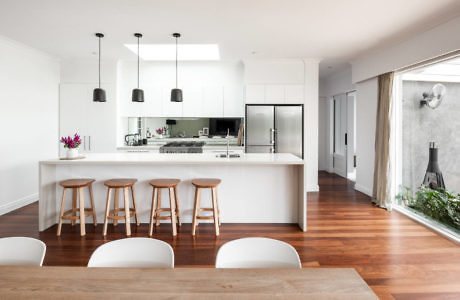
[182,86,203,117]
[223,85,244,117]
[265,85,285,104]
[59,83,117,154]
[162,87,183,117]
[203,86,224,117]
[138,85,163,117]
[245,85,265,104]
[245,84,304,105]
[285,85,304,104]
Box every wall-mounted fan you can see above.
[420,83,446,109]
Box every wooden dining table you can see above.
[0,266,377,299]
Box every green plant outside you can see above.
[396,186,460,230]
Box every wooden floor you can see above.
[1,171,460,299]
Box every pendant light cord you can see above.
[98,36,101,89]
[137,36,140,89]
[175,36,178,88]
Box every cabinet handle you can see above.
[83,136,87,151]
[89,136,91,151]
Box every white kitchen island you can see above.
[39,153,306,232]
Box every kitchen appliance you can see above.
[210,118,241,136]
[160,141,205,153]
[245,105,303,158]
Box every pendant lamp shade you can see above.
[132,33,144,102]
[93,33,106,102]
[171,33,183,102]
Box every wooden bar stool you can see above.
[102,178,139,237]
[191,178,221,236]
[57,178,97,236]
[148,179,181,236]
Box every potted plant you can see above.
[60,133,82,159]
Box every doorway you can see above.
[333,91,356,181]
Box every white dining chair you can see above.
[215,237,301,268]
[0,237,46,266]
[87,237,174,268]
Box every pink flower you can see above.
[60,133,81,149]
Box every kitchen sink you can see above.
[216,153,241,158]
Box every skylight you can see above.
[124,44,220,61]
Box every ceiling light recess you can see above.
[124,44,219,61]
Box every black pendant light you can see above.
[93,33,106,102]
[132,33,144,102]
[171,33,183,102]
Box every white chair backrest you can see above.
[88,238,174,268]
[215,237,301,268]
[0,237,46,266]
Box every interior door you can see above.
[333,94,347,178]
[275,106,303,158]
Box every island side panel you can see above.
[52,163,300,225]
[39,163,57,231]
[298,163,307,231]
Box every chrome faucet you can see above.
[226,128,230,157]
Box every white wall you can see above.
[355,77,378,196]
[0,35,60,214]
[244,59,320,191]
[352,15,460,83]
[318,97,327,171]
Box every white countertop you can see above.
[40,153,304,166]
[117,145,244,151]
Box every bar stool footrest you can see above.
[107,208,136,220]
[62,208,94,220]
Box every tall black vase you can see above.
[422,142,445,190]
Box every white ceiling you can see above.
[1,0,460,78]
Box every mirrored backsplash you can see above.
[124,117,243,140]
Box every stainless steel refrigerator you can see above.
[245,105,303,158]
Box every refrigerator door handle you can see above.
[269,128,276,145]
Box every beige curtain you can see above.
[372,72,394,209]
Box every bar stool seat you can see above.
[192,178,221,188]
[148,179,181,236]
[191,178,221,236]
[103,178,139,237]
[57,178,97,236]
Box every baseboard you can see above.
[306,184,319,192]
[354,184,372,197]
[0,193,38,215]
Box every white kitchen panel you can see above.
[119,84,140,117]
[223,85,244,117]
[285,85,304,104]
[245,85,265,104]
[138,85,163,117]
[265,85,285,104]
[182,86,203,117]
[203,85,224,117]
[162,87,183,117]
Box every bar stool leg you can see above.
[149,187,158,236]
[113,188,119,226]
[57,188,67,236]
[169,187,177,236]
[130,186,139,226]
[155,189,162,227]
[192,187,201,236]
[123,187,131,236]
[89,184,97,226]
[216,190,221,226]
[103,188,112,236]
[212,187,220,236]
[71,189,77,226]
[78,187,86,236]
[174,186,181,226]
